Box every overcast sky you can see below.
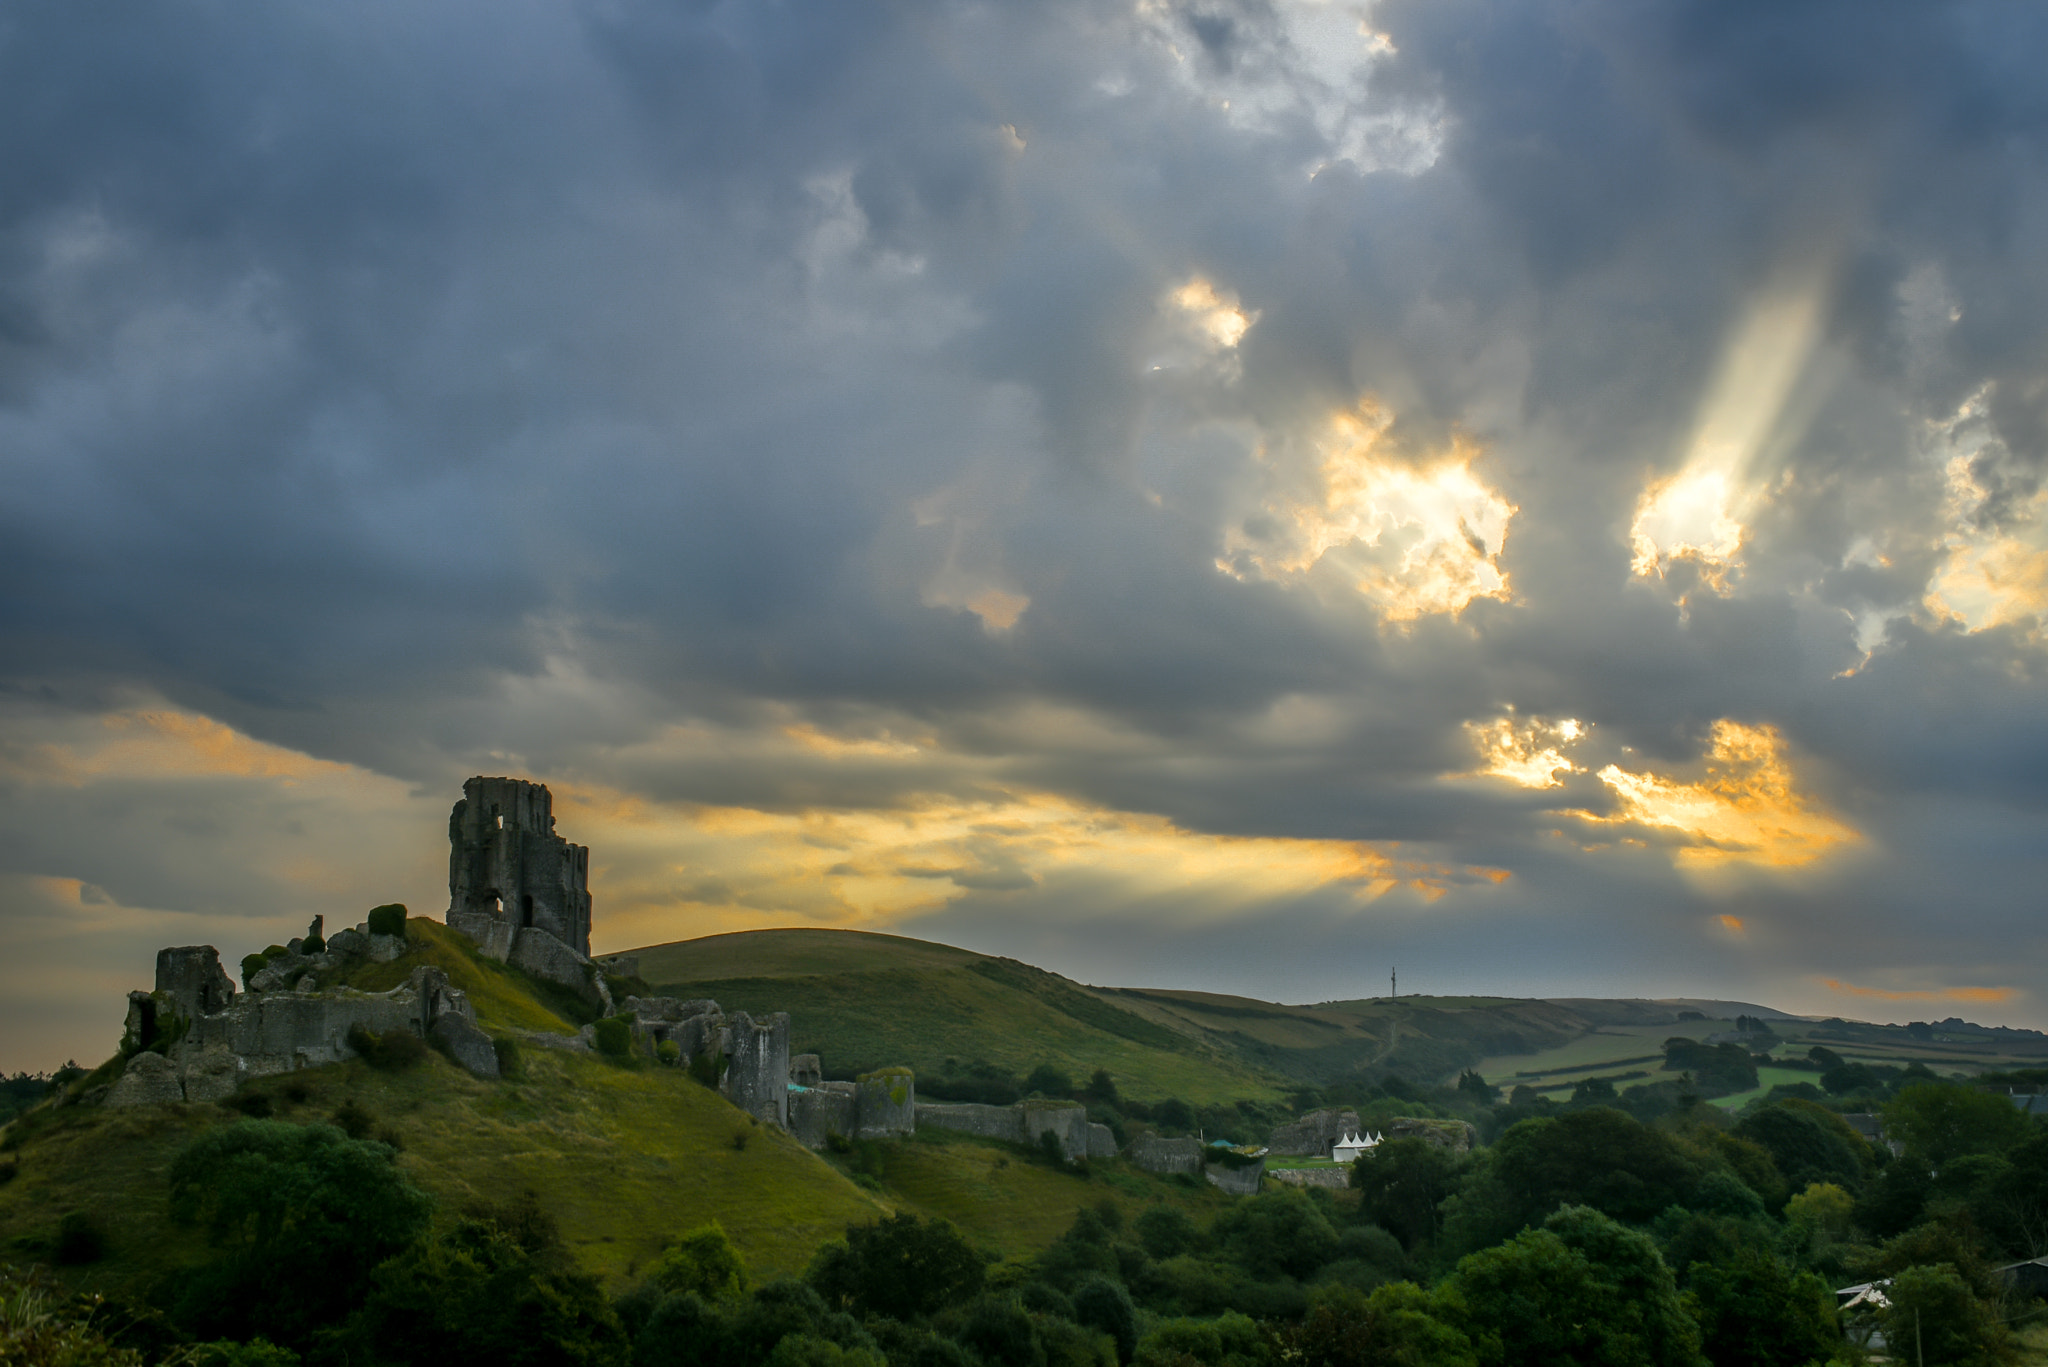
[5,0,2046,1071]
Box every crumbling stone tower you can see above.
[447,777,592,956]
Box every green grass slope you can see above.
[1,919,1256,1307]
[0,921,900,1298]
[634,930,1285,1103]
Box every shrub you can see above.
[1071,1276,1137,1364]
[807,1213,986,1320]
[240,954,270,988]
[657,1040,681,1066]
[0,1159,17,1186]
[346,1024,428,1071]
[653,1223,748,1301]
[492,1036,523,1078]
[53,1211,108,1265]
[331,1100,376,1141]
[690,1049,728,1089]
[366,903,408,938]
[224,1092,274,1119]
[732,1128,750,1152]
[593,1017,633,1058]
[1132,1207,1194,1262]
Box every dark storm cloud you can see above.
[4,0,2048,1069]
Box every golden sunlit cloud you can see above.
[552,777,1506,952]
[13,708,358,786]
[1717,914,1746,934]
[1169,276,1255,350]
[1589,720,1857,868]
[1465,715,1586,788]
[1821,978,2016,1005]
[1630,278,1826,585]
[1924,387,2048,633]
[1222,399,1516,621]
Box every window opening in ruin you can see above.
[520,894,534,929]
[134,997,157,1051]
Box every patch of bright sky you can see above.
[1923,385,2048,634]
[1630,278,1828,585]
[1222,400,1516,621]
[1467,714,1856,870]
[1148,274,1258,380]
[1132,0,1440,177]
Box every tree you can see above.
[1266,1282,1477,1367]
[1025,1064,1075,1098]
[1881,1264,2005,1367]
[1070,1277,1137,1365]
[1082,1070,1119,1105]
[1685,1248,1838,1367]
[339,1213,627,1367]
[1352,1138,1465,1252]
[167,1120,434,1346]
[1134,1206,1198,1260]
[1133,1312,1264,1367]
[1483,1109,1702,1228]
[806,1214,985,1321]
[1883,1082,2028,1167]
[1733,1103,1865,1194]
[1448,1205,1704,1367]
[1211,1186,1341,1281]
[654,1224,748,1302]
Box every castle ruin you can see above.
[447,776,592,958]
[85,777,1249,1187]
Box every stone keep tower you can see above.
[446,777,592,956]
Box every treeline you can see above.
[22,1067,2048,1366]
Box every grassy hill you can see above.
[628,929,1679,1098]
[629,926,2048,1109]
[0,920,1232,1303]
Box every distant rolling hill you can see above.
[621,928,1777,1101]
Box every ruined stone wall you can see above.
[1270,1167,1350,1191]
[722,1010,790,1127]
[447,776,592,956]
[916,1101,1026,1144]
[1127,1134,1204,1175]
[1205,1159,1267,1195]
[106,947,496,1106]
[1266,1108,1363,1158]
[855,1068,915,1139]
[790,1083,857,1149]
[915,1099,1091,1160]
[1086,1123,1118,1160]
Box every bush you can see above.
[806,1213,986,1320]
[366,903,408,938]
[732,1128,751,1152]
[690,1050,727,1088]
[1070,1276,1137,1364]
[1135,1206,1198,1260]
[345,1023,428,1071]
[492,1036,523,1079]
[593,1017,633,1058]
[224,1092,274,1119]
[657,1040,681,1066]
[330,1100,376,1140]
[240,954,270,988]
[653,1223,749,1302]
[53,1211,108,1265]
